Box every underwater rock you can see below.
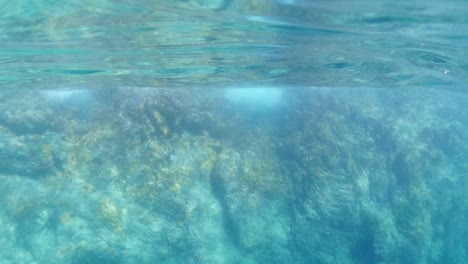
[0,132,61,177]
[210,148,293,262]
[0,87,467,263]
[0,93,68,135]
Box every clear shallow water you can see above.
[1,1,468,264]
[1,0,468,89]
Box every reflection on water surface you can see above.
[0,0,467,90]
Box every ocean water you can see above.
[0,1,467,264]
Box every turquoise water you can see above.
[0,1,468,264]
[2,0,468,89]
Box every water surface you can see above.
[1,0,468,90]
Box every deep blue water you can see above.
[0,1,467,264]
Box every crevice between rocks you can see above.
[208,151,242,251]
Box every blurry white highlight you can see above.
[223,87,284,108]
